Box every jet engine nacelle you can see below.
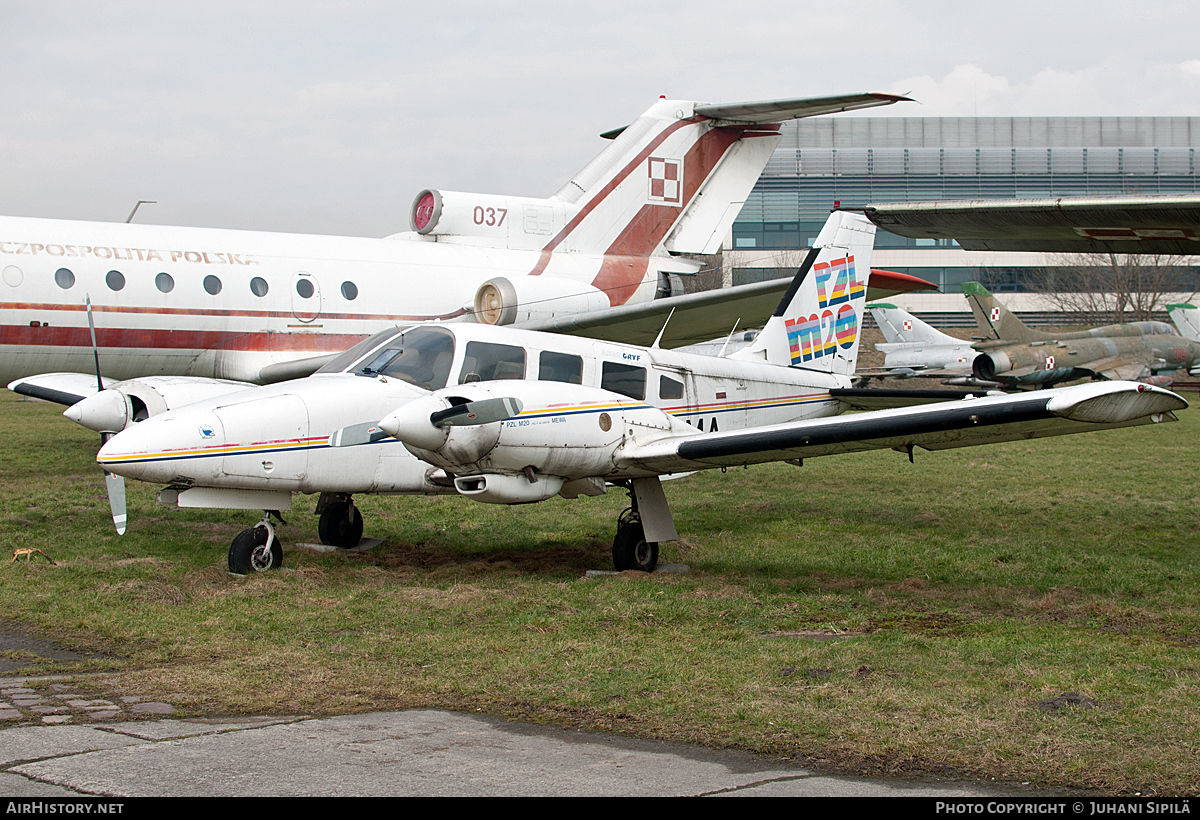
[972,351,1011,382]
[63,376,252,434]
[471,275,610,326]
[379,381,692,504]
[410,189,574,246]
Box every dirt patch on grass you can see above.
[372,540,611,576]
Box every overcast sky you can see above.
[2,1,1198,236]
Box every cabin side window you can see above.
[659,374,684,400]
[538,351,583,384]
[459,342,526,382]
[601,362,646,400]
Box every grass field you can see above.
[2,389,1198,794]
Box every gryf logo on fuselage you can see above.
[785,255,865,365]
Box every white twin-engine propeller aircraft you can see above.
[91,212,1187,574]
[4,92,929,409]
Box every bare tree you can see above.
[1028,253,1199,325]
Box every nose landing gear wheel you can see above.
[612,518,658,573]
[318,500,364,549]
[229,525,283,574]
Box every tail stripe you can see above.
[527,117,703,277]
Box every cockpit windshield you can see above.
[332,326,456,390]
[316,326,412,375]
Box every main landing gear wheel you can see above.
[612,517,658,573]
[318,500,364,549]
[228,525,283,574]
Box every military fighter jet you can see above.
[966,283,1200,387]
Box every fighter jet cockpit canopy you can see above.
[315,326,456,391]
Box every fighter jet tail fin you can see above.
[963,282,1047,342]
[868,304,963,346]
[1168,303,1200,342]
[730,210,876,376]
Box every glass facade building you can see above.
[728,117,1200,295]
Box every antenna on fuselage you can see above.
[717,319,741,358]
[651,307,676,349]
[125,200,157,223]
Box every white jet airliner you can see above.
[3,92,925,408]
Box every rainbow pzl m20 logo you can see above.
[785,255,865,365]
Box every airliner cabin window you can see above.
[601,362,646,400]
[203,275,222,295]
[296,278,315,298]
[459,342,526,382]
[54,268,74,289]
[105,270,125,291]
[341,281,358,300]
[155,273,174,293]
[538,351,583,384]
[250,277,268,297]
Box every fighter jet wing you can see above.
[619,381,1184,473]
[518,269,935,348]
[859,195,1200,254]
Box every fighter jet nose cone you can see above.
[64,390,128,433]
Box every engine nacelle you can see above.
[453,473,564,505]
[410,189,576,250]
[472,275,609,326]
[380,381,692,500]
[63,376,251,434]
[972,351,1011,382]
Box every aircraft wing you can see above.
[828,387,994,410]
[620,381,1184,473]
[518,269,935,348]
[858,195,1200,254]
[8,372,103,406]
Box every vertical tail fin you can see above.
[549,94,911,259]
[1168,303,1200,342]
[868,304,963,346]
[730,211,876,376]
[962,282,1046,342]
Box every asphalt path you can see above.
[0,680,1024,797]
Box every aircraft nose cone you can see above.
[96,413,222,485]
[64,390,128,433]
[97,428,147,480]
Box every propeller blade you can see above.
[105,471,127,536]
[328,422,392,448]
[430,397,523,427]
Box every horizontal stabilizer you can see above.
[519,267,934,349]
[696,93,913,123]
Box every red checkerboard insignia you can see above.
[648,157,682,205]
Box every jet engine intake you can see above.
[409,189,573,246]
[472,276,609,326]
